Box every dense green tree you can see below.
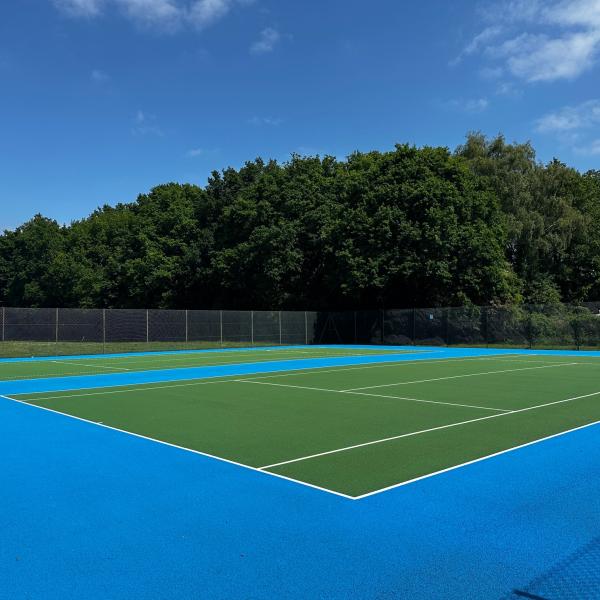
[1,135,598,310]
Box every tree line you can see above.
[1,133,599,310]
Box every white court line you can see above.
[5,388,600,501]
[15,377,243,401]
[51,360,131,372]
[236,379,511,413]
[236,353,515,381]
[0,353,433,383]
[258,388,600,470]
[341,362,579,392]
[12,352,449,399]
[12,352,562,401]
[0,394,355,501]
[352,418,600,500]
[4,349,429,386]
[61,348,424,366]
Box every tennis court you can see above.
[5,346,600,498]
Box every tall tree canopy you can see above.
[1,134,599,309]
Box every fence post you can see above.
[102,309,106,354]
[412,308,416,345]
[380,309,385,345]
[220,310,223,346]
[55,307,59,345]
[304,311,308,345]
[185,309,189,344]
[146,309,149,344]
[483,306,489,348]
[354,311,358,344]
[1,306,4,342]
[279,311,282,345]
[251,311,254,346]
[444,307,449,346]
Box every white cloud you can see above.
[504,31,600,81]
[459,0,600,83]
[54,0,104,17]
[442,98,490,113]
[53,0,250,31]
[536,99,600,155]
[188,0,231,28]
[115,0,181,30]
[577,138,600,154]
[535,99,600,132]
[452,26,504,65]
[91,69,110,82]
[248,116,283,126]
[465,98,489,112]
[132,110,164,136]
[250,27,281,54]
[187,148,204,157]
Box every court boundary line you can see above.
[0,350,432,383]
[0,351,448,391]
[353,418,600,499]
[51,360,132,372]
[340,362,580,392]
[14,357,544,410]
[236,380,511,413]
[259,388,600,470]
[4,386,600,500]
[0,394,354,501]
[10,355,589,403]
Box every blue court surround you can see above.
[1,346,600,599]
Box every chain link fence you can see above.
[1,303,599,357]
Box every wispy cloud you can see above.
[132,110,164,136]
[451,26,504,65]
[187,148,204,157]
[91,69,110,83]
[536,99,600,155]
[53,0,252,31]
[575,138,600,154]
[186,147,219,158]
[54,0,103,17]
[457,0,600,83]
[535,100,600,133]
[250,27,281,54]
[442,97,490,113]
[248,115,283,126]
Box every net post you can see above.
[279,311,282,345]
[304,311,308,345]
[1,306,4,343]
[354,311,357,344]
[251,311,254,346]
[412,308,416,345]
[185,309,189,344]
[102,309,106,354]
[55,307,59,345]
[220,310,223,346]
[380,309,384,345]
[146,309,149,344]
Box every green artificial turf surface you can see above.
[12,354,600,497]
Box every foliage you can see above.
[1,134,599,309]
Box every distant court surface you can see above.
[2,345,600,599]
[0,345,420,381]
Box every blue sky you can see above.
[1,0,600,231]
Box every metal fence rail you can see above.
[1,303,600,357]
